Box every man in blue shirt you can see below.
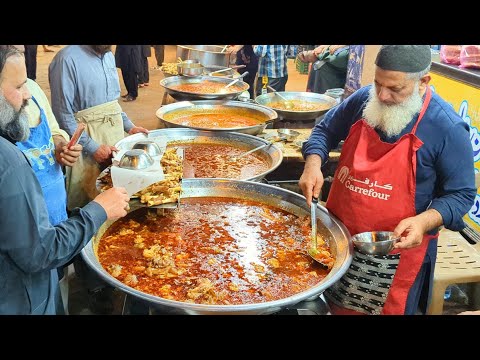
[253,45,288,97]
[300,45,476,315]
[0,46,130,314]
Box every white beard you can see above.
[362,83,423,137]
[0,94,30,142]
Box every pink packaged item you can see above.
[440,45,462,65]
[460,45,480,69]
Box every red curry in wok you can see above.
[97,197,335,305]
[167,140,270,179]
[169,80,244,94]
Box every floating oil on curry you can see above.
[167,140,269,179]
[97,198,335,305]
[268,100,331,111]
[169,80,244,94]
[164,108,269,129]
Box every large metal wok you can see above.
[177,45,234,67]
[156,100,278,136]
[81,179,353,315]
[255,91,337,121]
[114,128,282,181]
[160,76,249,101]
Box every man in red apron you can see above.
[299,45,476,315]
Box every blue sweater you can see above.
[303,85,476,232]
[0,136,107,314]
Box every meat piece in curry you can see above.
[97,197,335,305]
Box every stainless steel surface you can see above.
[177,45,235,67]
[351,231,399,256]
[132,140,162,157]
[208,65,245,77]
[177,62,204,77]
[81,179,353,315]
[203,64,241,78]
[224,71,248,88]
[277,128,300,142]
[255,91,337,121]
[118,149,154,170]
[155,100,278,135]
[160,76,249,101]
[114,128,283,182]
[310,198,318,252]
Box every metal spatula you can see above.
[307,197,329,266]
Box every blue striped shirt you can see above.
[254,45,288,78]
[49,45,135,155]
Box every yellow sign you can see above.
[430,72,480,231]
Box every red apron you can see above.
[324,88,435,315]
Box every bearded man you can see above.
[299,45,476,315]
[0,46,130,314]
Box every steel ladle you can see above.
[266,85,294,110]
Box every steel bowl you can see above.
[156,100,278,136]
[277,128,300,142]
[255,92,337,121]
[160,76,249,101]
[177,61,204,77]
[203,64,240,78]
[81,178,353,315]
[351,231,399,256]
[132,140,162,157]
[118,149,154,170]
[114,128,283,182]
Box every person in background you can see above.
[153,45,165,69]
[115,45,142,101]
[227,45,258,99]
[253,45,289,97]
[0,46,130,314]
[299,45,476,315]
[49,45,148,313]
[138,45,151,87]
[24,45,38,81]
[298,45,349,94]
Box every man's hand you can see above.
[298,50,317,63]
[93,186,130,220]
[313,45,329,56]
[59,143,83,167]
[393,209,443,249]
[328,45,347,54]
[128,126,149,135]
[93,144,118,165]
[299,154,324,206]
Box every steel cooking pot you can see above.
[255,91,337,121]
[177,45,235,67]
[81,179,353,315]
[156,100,278,136]
[114,128,283,182]
[160,76,249,101]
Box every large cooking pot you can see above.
[160,76,249,102]
[156,100,278,136]
[114,128,282,181]
[81,179,353,315]
[177,45,234,67]
[255,92,337,121]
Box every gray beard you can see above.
[362,83,423,137]
[0,94,30,142]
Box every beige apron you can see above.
[66,100,125,210]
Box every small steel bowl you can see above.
[351,231,399,256]
[277,128,300,142]
[118,149,154,170]
[177,60,203,77]
[132,140,162,157]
